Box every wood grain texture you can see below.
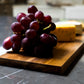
[0,32,84,74]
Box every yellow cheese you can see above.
[51,24,76,42]
[68,21,83,34]
[55,21,82,34]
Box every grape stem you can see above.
[36,19,43,24]
[43,24,51,30]
[13,32,21,34]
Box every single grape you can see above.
[29,21,39,31]
[26,13,35,21]
[12,43,21,53]
[20,17,32,30]
[40,33,54,47]
[35,11,44,21]
[44,15,52,24]
[34,45,52,58]
[28,5,38,14]
[11,34,22,43]
[21,37,33,54]
[22,37,31,50]
[11,22,24,32]
[16,12,26,22]
[25,29,37,39]
[2,36,13,50]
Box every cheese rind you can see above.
[51,24,76,42]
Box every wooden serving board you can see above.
[0,32,84,74]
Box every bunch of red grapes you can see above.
[3,5,57,58]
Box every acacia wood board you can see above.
[0,32,84,74]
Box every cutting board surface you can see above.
[0,32,84,74]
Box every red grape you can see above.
[29,21,39,31]
[11,34,22,43]
[28,5,38,14]
[11,22,24,32]
[2,37,13,50]
[21,37,33,53]
[20,17,32,30]
[44,15,52,24]
[12,43,21,52]
[22,37,31,48]
[26,13,35,21]
[35,11,44,21]
[25,29,37,39]
[40,33,55,47]
[16,12,26,22]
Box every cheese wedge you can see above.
[51,24,76,42]
[55,21,82,34]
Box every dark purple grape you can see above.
[28,5,38,14]
[2,37,13,50]
[25,29,37,39]
[11,22,24,32]
[26,13,35,21]
[11,34,22,43]
[12,43,21,53]
[44,15,52,24]
[16,12,26,22]
[40,33,52,44]
[34,45,52,58]
[22,37,31,50]
[20,17,32,30]
[29,21,39,31]
[40,33,56,47]
[21,37,33,54]
[35,11,44,21]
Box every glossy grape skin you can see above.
[35,11,44,21]
[20,17,32,30]
[12,43,21,53]
[44,15,52,24]
[40,33,52,44]
[25,29,37,39]
[40,33,57,47]
[16,12,26,22]
[11,22,24,32]
[29,21,39,31]
[11,34,22,43]
[28,5,38,14]
[2,37,13,50]
[26,13,35,21]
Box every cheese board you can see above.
[0,32,84,74]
